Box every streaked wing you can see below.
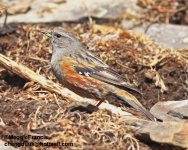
[74,65,141,95]
[74,51,142,95]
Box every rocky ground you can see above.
[0,0,188,149]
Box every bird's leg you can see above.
[95,99,105,107]
[80,99,105,113]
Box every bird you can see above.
[43,28,156,121]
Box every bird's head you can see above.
[42,28,82,55]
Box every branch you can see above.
[0,53,133,117]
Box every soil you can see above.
[0,22,187,150]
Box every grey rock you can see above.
[0,140,16,150]
[146,24,188,49]
[121,21,188,49]
[121,20,150,33]
[0,0,144,23]
[150,99,188,121]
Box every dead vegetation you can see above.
[0,22,187,149]
[0,0,188,149]
[138,0,188,24]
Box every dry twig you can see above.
[0,53,133,117]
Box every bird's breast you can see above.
[51,55,65,83]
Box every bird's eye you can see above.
[55,33,61,38]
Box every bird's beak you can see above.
[40,31,52,37]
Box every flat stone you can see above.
[0,140,16,150]
[121,20,150,33]
[146,24,188,49]
[0,0,144,23]
[150,99,188,121]
[121,21,188,49]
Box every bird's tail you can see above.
[112,89,156,121]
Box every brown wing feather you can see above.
[74,65,141,95]
[60,57,104,99]
[73,51,141,95]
